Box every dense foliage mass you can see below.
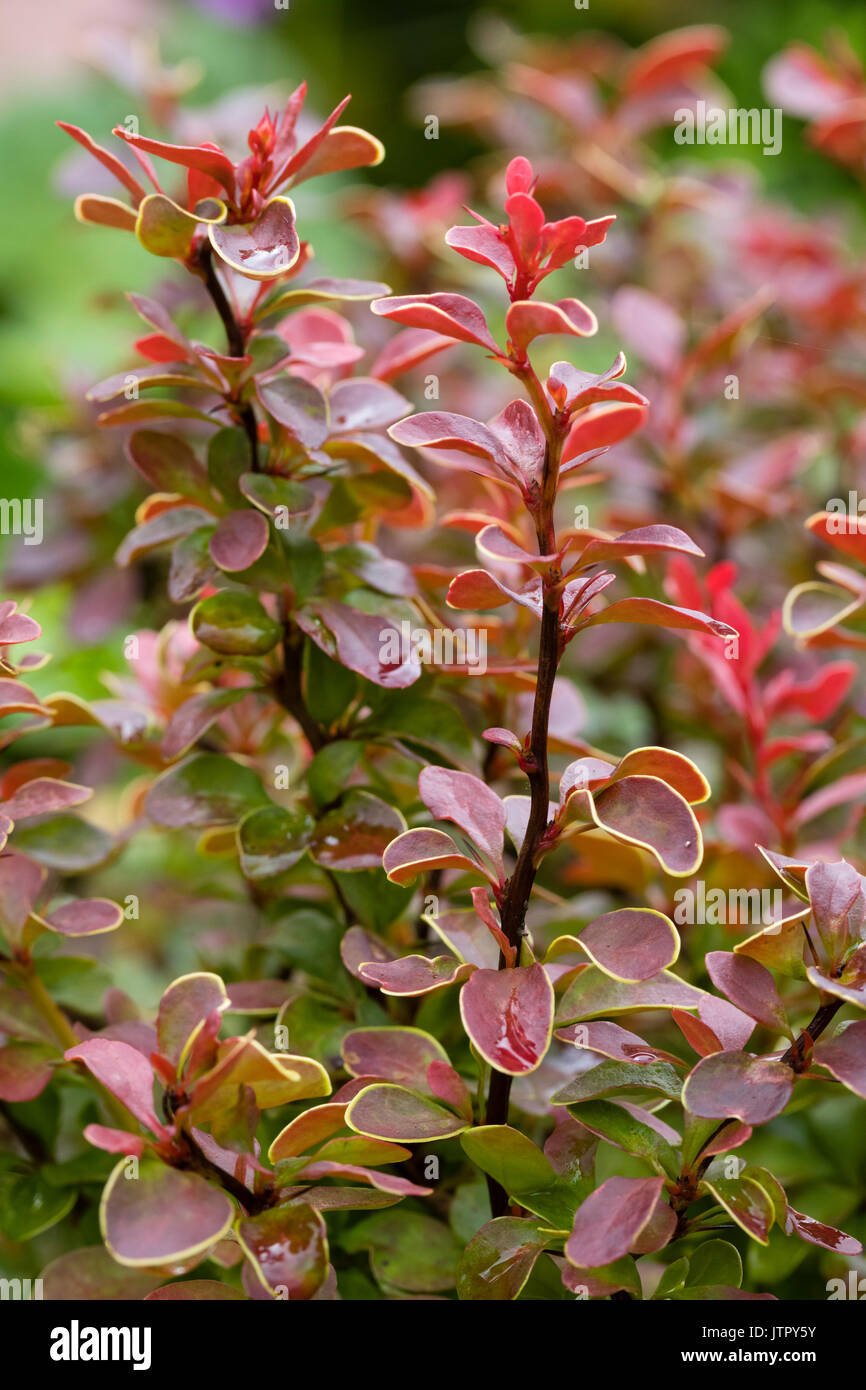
[1,20,866,1302]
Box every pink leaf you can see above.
[65,1039,163,1133]
[209,510,270,572]
[579,908,680,982]
[382,827,485,885]
[683,1052,793,1125]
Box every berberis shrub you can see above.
[1,25,866,1303]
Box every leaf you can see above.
[389,411,511,477]
[567,1099,679,1179]
[582,522,697,565]
[561,402,648,465]
[116,505,214,566]
[190,1037,330,1122]
[566,776,702,876]
[457,1217,549,1301]
[805,859,865,964]
[209,197,300,279]
[100,1154,234,1266]
[297,600,420,689]
[257,276,390,320]
[161,687,252,761]
[41,1245,162,1300]
[372,292,499,351]
[65,1038,162,1131]
[578,907,680,981]
[785,1204,862,1255]
[209,510,270,572]
[346,1084,470,1141]
[236,1202,327,1299]
[256,374,329,448]
[0,1042,56,1101]
[687,1239,743,1289]
[0,1174,75,1241]
[418,765,506,877]
[551,1058,683,1105]
[459,965,554,1075]
[146,1281,246,1301]
[146,753,267,828]
[461,1126,558,1196]
[156,972,229,1067]
[699,1175,774,1244]
[341,1027,448,1088]
[814,1020,866,1098]
[706,952,790,1035]
[238,805,314,879]
[566,1176,668,1267]
[309,791,405,871]
[357,954,473,996]
[191,590,283,658]
[683,1052,793,1124]
[556,966,705,1024]
[383,827,485,884]
[580,597,736,639]
[342,1210,461,1293]
[39,897,123,937]
[506,298,597,352]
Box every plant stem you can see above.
[274,618,326,751]
[197,242,260,471]
[483,365,565,1215]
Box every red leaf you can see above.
[579,908,680,982]
[506,298,598,352]
[706,952,790,1036]
[372,293,500,352]
[419,766,506,877]
[113,127,236,194]
[815,1020,866,1098]
[57,122,147,203]
[566,1175,667,1267]
[65,1039,164,1133]
[561,401,648,464]
[459,965,554,1075]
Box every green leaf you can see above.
[687,1239,742,1289]
[551,1059,683,1105]
[343,1210,461,1293]
[12,815,114,872]
[654,1257,690,1299]
[307,741,364,810]
[0,1172,75,1240]
[237,804,314,879]
[303,640,358,727]
[146,753,268,827]
[331,870,414,932]
[283,531,324,604]
[191,591,282,656]
[568,1099,680,1179]
[461,1126,557,1195]
[208,427,250,506]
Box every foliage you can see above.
[1,17,865,1303]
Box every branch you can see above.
[197,242,259,472]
